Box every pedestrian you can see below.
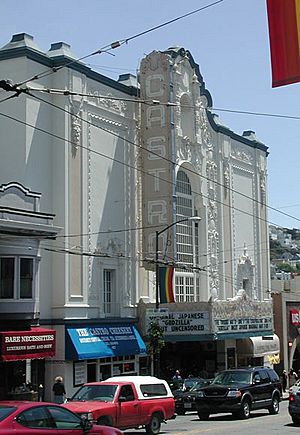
[281,370,287,392]
[172,369,182,381]
[52,376,66,404]
[38,384,44,401]
[289,368,298,387]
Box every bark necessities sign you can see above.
[0,327,56,361]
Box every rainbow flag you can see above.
[267,0,300,87]
[159,266,175,303]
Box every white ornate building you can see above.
[0,33,146,400]
[137,47,277,376]
[0,34,278,397]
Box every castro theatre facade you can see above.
[137,47,278,375]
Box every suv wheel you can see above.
[292,416,300,425]
[198,411,210,420]
[239,399,251,419]
[145,413,161,435]
[268,395,279,415]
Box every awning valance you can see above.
[0,327,56,361]
[66,324,147,360]
[237,334,280,358]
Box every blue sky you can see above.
[1,0,299,229]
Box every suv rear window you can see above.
[140,383,168,397]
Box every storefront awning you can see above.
[66,324,147,360]
[0,327,56,361]
[237,334,280,358]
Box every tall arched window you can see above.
[175,170,200,302]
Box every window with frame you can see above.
[175,170,200,302]
[0,257,34,299]
[103,269,114,314]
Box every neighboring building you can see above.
[137,47,277,377]
[272,277,300,381]
[0,33,146,400]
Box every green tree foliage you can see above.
[147,321,165,354]
[276,262,296,273]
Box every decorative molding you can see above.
[87,90,127,115]
[260,170,266,204]
[223,158,230,195]
[176,136,202,172]
[231,145,253,164]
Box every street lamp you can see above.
[155,216,201,309]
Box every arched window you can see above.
[175,170,200,302]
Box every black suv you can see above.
[195,367,282,420]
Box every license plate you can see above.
[184,403,192,409]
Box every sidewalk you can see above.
[282,391,289,400]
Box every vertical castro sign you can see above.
[140,52,175,269]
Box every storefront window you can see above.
[20,258,33,298]
[0,258,14,298]
[0,257,34,299]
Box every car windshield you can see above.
[0,406,16,421]
[70,384,117,402]
[190,380,207,391]
[212,371,251,385]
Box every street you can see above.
[125,400,297,435]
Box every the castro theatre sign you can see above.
[140,52,175,269]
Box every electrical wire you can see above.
[0,107,290,234]
[16,0,224,87]
[26,89,300,227]
[26,86,300,122]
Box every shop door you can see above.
[87,361,96,382]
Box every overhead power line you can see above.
[26,90,300,227]
[15,0,224,87]
[25,86,300,122]
[0,105,297,232]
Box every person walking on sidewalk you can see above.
[281,370,287,392]
[52,376,66,404]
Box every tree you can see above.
[147,321,165,377]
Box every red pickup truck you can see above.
[63,375,175,435]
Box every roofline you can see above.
[0,46,138,96]
[164,47,268,154]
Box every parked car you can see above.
[63,376,175,435]
[174,378,211,415]
[194,367,282,420]
[0,401,123,434]
[288,389,300,424]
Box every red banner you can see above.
[266,0,300,87]
[0,327,56,361]
[290,309,300,327]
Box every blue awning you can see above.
[66,324,147,360]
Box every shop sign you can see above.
[290,309,300,327]
[145,310,210,335]
[0,328,56,361]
